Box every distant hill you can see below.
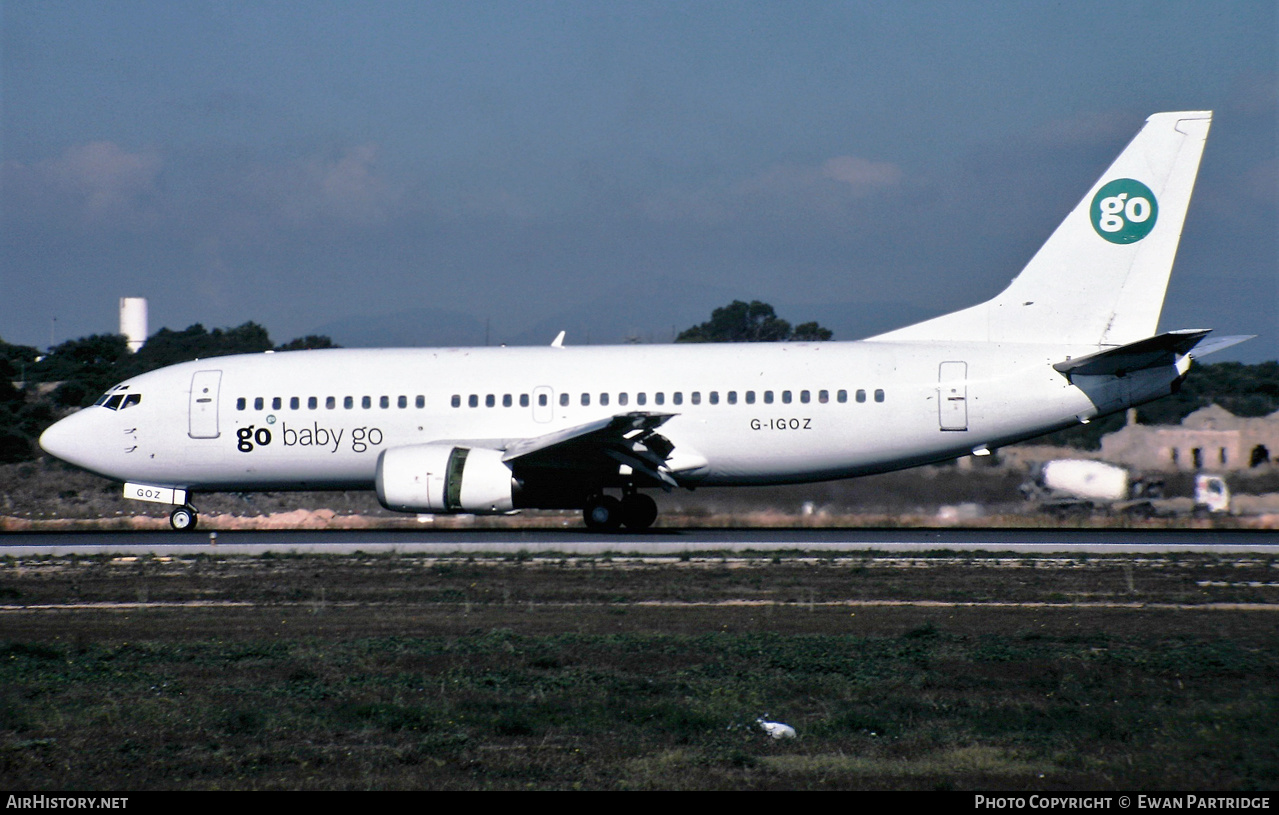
[311,308,489,348]
[312,277,934,347]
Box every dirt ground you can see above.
[3,456,1278,531]
[1,552,1276,789]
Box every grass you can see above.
[0,553,1276,789]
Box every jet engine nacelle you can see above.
[375,444,515,514]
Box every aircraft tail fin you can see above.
[869,111,1212,347]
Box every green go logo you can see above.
[1091,179,1158,244]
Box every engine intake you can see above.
[375,444,515,514]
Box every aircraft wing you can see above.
[1052,329,1252,381]
[500,411,684,489]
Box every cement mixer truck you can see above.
[1022,460,1230,517]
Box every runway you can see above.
[1,526,1275,556]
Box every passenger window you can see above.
[710,392,719,405]
[308,396,318,410]
[763,391,773,404]
[236,397,246,411]
[521,394,531,407]
[837,390,847,403]
[728,391,737,405]
[362,396,372,409]
[874,389,885,403]
[416,395,425,408]
[618,393,628,406]
[655,393,665,406]
[452,395,461,408]
[536,394,545,407]
[398,395,408,408]
[503,394,512,407]
[600,393,609,406]
[800,390,810,404]
[272,397,282,410]
[673,392,683,405]
[344,396,354,409]
[782,390,792,404]
[380,396,389,409]
[856,389,866,403]
[290,397,300,410]
[326,396,336,409]
[819,390,829,404]
[637,393,647,406]
[469,394,478,408]
[745,391,756,404]
[560,393,569,407]
[581,393,590,406]
[485,394,495,408]
[254,397,264,410]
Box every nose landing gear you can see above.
[169,504,199,531]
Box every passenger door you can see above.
[938,361,968,431]
[189,370,222,438]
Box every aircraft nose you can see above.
[39,411,92,468]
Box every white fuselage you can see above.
[40,339,1121,494]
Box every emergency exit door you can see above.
[532,386,554,423]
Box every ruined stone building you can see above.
[1100,405,1278,472]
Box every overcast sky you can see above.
[2,1,1275,360]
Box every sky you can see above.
[2,1,1275,360]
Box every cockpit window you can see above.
[97,390,142,411]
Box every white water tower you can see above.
[119,297,147,353]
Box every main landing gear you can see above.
[169,504,199,531]
[582,492,658,532]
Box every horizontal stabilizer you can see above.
[1184,334,1255,360]
[1053,330,1213,380]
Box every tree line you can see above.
[673,300,833,343]
[0,322,334,463]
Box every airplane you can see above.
[39,110,1252,531]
